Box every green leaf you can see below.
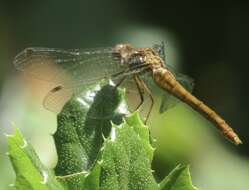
[7,83,200,190]
[99,112,158,190]
[7,128,64,190]
[54,84,126,189]
[159,164,199,190]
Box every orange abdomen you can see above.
[152,67,242,145]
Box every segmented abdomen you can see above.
[152,67,242,145]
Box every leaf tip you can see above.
[102,133,107,141]
[20,139,28,149]
[151,146,156,151]
[97,160,104,165]
[100,145,105,152]
[125,111,145,127]
[110,127,117,142]
[40,170,49,185]
[4,133,14,138]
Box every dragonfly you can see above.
[13,43,242,145]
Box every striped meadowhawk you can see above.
[13,43,242,145]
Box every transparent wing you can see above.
[174,73,194,92]
[43,83,102,115]
[153,42,166,62]
[14,47,126,87]
[14,47,132,115]
[43,70,130,114]
[159,70,194,113]
[44,82,128,120]
[140,72,194,114]
[152,42,195,113]
[117,69,194,117]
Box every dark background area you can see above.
[0,0,248,189]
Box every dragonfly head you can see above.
[113,44,136,65]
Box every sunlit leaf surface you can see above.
[159,164,199,190]
[7,128,64,190]
[7,84,199,190]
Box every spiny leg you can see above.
[133,74,145,110]
[114,75,128,88]
[111,63,150,89]
[136,75,154,124]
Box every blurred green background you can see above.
[0,0,248,189]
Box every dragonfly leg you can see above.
[133,74,145,110]
[114,75,128,88]
[136,75,154,124]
